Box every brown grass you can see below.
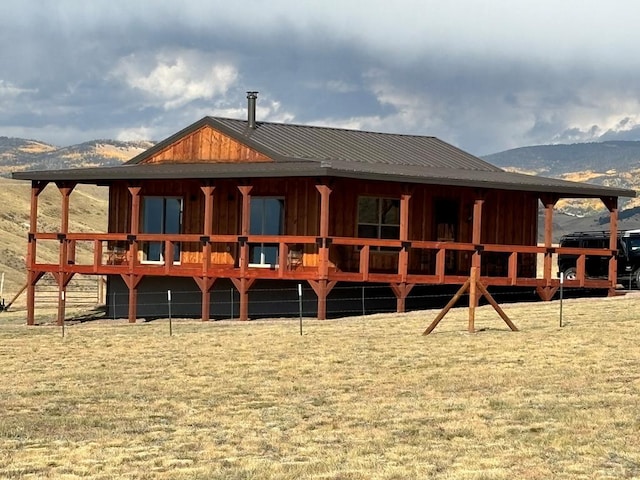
[1,295,640,479]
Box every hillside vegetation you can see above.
[0,178,108,303]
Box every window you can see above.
[250,197,284,265]
[141,196,182,263]
[357,197,400,248]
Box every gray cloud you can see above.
[2,0,640,153]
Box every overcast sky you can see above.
[1,0,639,155]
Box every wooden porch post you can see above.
[602,196,619,296]
[198,185,216,321]
[392,193,414,313]
[126,186,142,323]
[237,186,253,320]
[315,184,332,280]
[314,185,333,319]
[55,182,76,326]
[26,181,47,325]
[536,195,560,301]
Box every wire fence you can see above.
[102,283,567,321]
[11,274,625,320]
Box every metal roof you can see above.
[12,116,637,199]
[125,117,503,172]
[12,159,635,198]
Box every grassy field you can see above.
[1,295,640,479]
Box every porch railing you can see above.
[28,232,616,289]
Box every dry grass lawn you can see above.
[1,294,640,479]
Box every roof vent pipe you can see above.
[247,91,258,129]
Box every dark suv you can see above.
[558,229,640,286]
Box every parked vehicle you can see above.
[558,229,640,287]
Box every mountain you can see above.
[483,141,640,217]
[484,140,640,176]
[0,137,154,176]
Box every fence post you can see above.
[168,289,172,336]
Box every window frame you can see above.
[249,196,285,267]
[356,196,401,251]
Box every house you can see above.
[12,93,635,329]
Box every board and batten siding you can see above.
[107,177,538,275]
[140,125,273,164]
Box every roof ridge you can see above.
[206,115,437,139]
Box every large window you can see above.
[250,197,284,265]
[357,197,400,247]
[141,196,182,263]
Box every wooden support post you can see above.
[25,271,45,325]
[469,198,484,332]
[390,282,415,313]
[194,277,217,322]
[26,181,48,325]
[424,277,519,334]
[231,277,255,321]
[127,186,142,277]
[360,245,370,281]
[121,274,143,323]
[128,186,141,234]
[201,185,215,277]
[56,182,76,235]
[602,196,619,296]
[315,185,332,278]
[238,186,252,275]
[468,265,479,333]
[54,272,74,326]
[541,196,558,285]
[308,279,337,320]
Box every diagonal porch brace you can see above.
[194,276,217,322]
[390,282,415,313]
[307,279,337,320]
[536,286,559,302]
[230,277,255,321]
[121,274,144,323]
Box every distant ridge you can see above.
[483,140,640,176]
[0,136,155,176]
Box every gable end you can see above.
[140,125,273,164]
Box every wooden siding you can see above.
[108,177,538,275]
[140,125,273,164]
[108,178,320,266]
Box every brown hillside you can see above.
[0,178,108,302]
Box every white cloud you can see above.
[113,50,238,110]
[0,80,36,99]
[115,127,155,142]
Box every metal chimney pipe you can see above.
[247,91,258,129]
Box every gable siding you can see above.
[141,125,273,164]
